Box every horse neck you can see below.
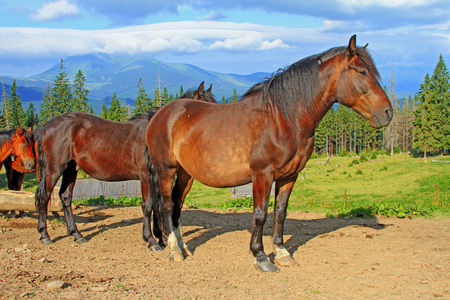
[0,137,13,162]
[297,53,348,131]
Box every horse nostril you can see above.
[385,108,393,121]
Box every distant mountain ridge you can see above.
[1,53,271,114]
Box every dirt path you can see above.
[0,206,449,299]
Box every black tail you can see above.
[33,125,48,211]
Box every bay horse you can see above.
[34,82,215,248]
[146,35,393,272]
[0,127,35,191]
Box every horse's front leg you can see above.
[250,173,279,273]
[36,171,59,244]
[272,179,298,267]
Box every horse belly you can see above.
[176,142,252,188]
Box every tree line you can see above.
[1,55,448,158]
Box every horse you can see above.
[34,82,215,248]
[145,35,393,272]
[0,127,35,189]
[0,127,35,217]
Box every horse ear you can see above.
[207,84,212,93]
[16,126,23,135]
[28,127,32,133]
[198,81,205,93]
[348,35,357,56]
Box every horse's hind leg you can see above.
[141,177,164,251]
[172,167,194,256]
[272,180,298,267]
[60,161,86,243]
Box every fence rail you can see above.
[57,178,141,200]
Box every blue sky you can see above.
[1,0,449,95]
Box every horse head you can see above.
[333,35,393,128]
[11,126,35,172]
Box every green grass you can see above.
[3,153,448,218]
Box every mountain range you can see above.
[1,53,420,114]
[1,53,271,114]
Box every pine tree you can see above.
[231,89,239,102]
[413,74,441,158]
[1,79,9,129]
[153,85,161,108]
[46,59,72,118]
[429,54,450,152]
[134,78,151,113]
[384,61,399,155]
[99,101,109,119]
[8,80,26,127]
[72,70,93,113]
[161,87,169,106]
[397,95,415,152]
[179,85,184,98]
[25,102,38,128]
[109,93,127,122]
[40,84,54,123]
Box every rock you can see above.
[47,280,65,290]
[91,286,107,292]
[38,257,47,263]
[23,243,29,249]
[14,247,24,252]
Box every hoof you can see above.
[183,247,193,256]
[275,255,298,267]
[169,252,185,262]
[40,238,53,245]
[75,237,88,244]
[253,259,280,273]
[149,244,164,251]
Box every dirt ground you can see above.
[0,205,449,299]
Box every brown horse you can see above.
[34,82,215,248]
[146,35,393,272]
[0,127,35,190]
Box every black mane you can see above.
[242,46,379,123]
[0,129,15,146]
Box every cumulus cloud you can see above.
[30,0,80,21]
[0,21,292,59]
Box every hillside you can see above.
[1,54,271,113]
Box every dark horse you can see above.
[34,82,215,248]
[0,127,35,190]
[146,36,393,272]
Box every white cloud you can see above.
[30,0,80,21]
[0,22,293,58]
[210,35,290,51]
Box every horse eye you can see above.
[359,69,368,76]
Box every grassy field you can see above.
[183,153,450,218]
[2,153,448,218]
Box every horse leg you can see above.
[141,177,164,251]
[156,166,184,262]
[172,167,194,256]
[272,180,298,267]
[251,173,279,273]
[60,162,86,243]
[36,168,60,244]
